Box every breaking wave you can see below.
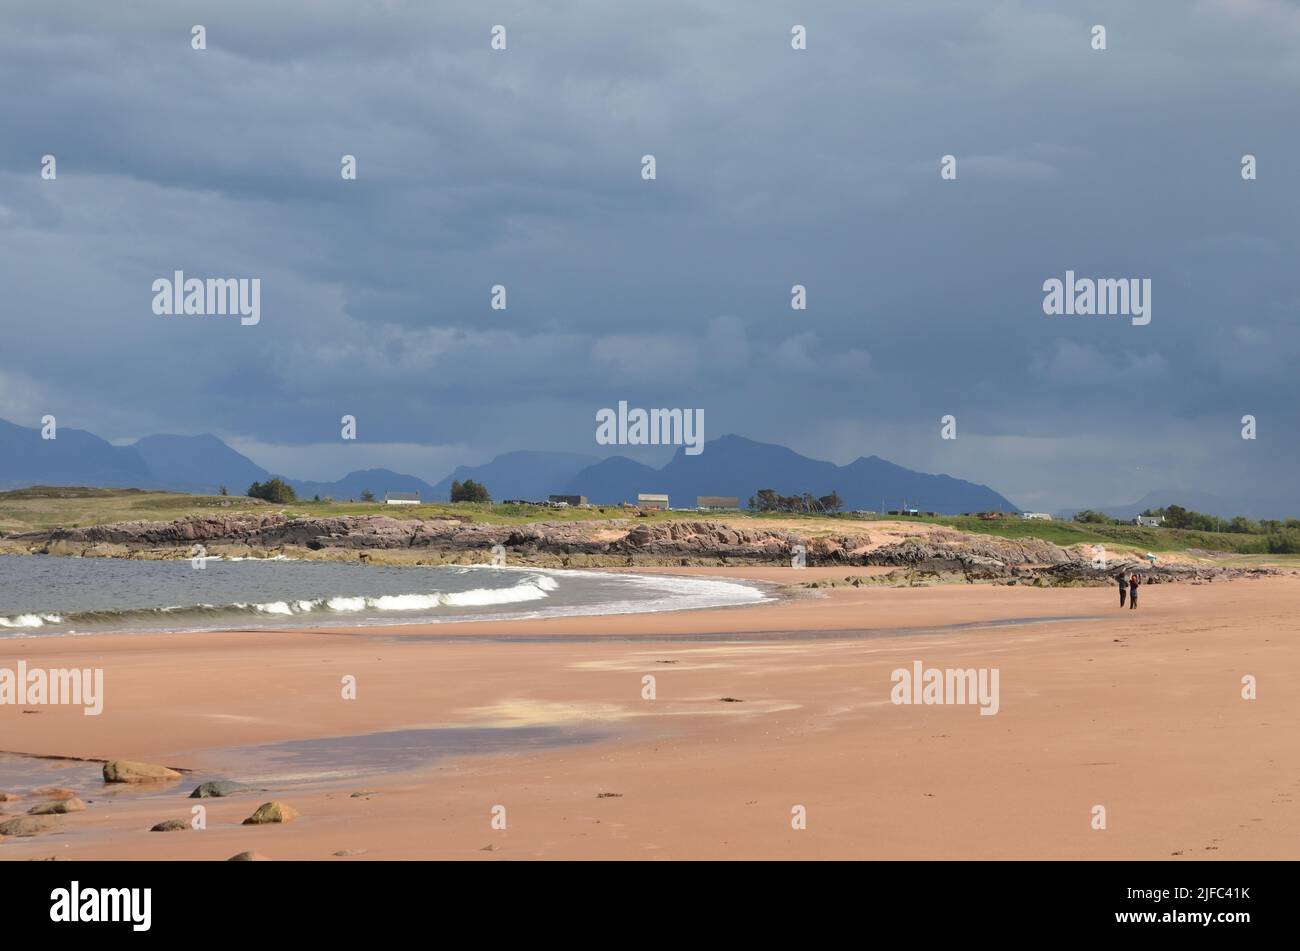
[0,612,65,629]
[0,573,561,629]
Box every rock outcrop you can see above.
[11,513,1285,586]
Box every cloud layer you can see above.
[1,0,1297,512]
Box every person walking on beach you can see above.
[1129,573,1139,610]
[1116,573,1127,607]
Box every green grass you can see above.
[0,488,685,534]
[886,514,1248,553]
[274,499,671,525]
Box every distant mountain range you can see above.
[0,418,436,503]
[1,416,1019,513]
[561,435,1019,512]
[431,451,601,503]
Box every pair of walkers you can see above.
[1116,573,1140,609]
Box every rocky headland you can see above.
[0,513,1282,587]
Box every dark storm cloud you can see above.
[0,0,1297,511]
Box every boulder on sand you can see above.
[0,816,56,837]
[0,792,22,802]
[102,760,182,784]
[27,798,86,815]
[190,780,253,799]
[227,851,272,861]
[243,801,299,825]
[150,819,189,832]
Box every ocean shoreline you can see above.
[0,558,777,638]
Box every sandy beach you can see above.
[2,569,1297,860]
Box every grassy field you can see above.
[0,487,1292,561]
[860,513,1244,553]
[0,487,686,535]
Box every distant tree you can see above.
[817,491,843,513]
[360,489,375,502]
[1262,529,1300,554]
[1073,509,1109,524]
[313,494,321,503]
[1228,515,1253,534]
[247,478,297,503]
[1141,504,1223,533]
[1161,505,1190,529]
[218,485,229,497]
[451,479,491,503]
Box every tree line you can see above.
[1074,504,1300,554]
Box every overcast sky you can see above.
[2,0,1297,513]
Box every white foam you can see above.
[370,593,445,611]
[441,580,553,607]
[326,596,367,612]
[0,612,63,628]
[251,573,559,616]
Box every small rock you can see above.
[190,780,252,799]
[227,851,272,861]
[103,760,183,784]
[333,848,367,857]
[28,798,86,815]
[150,819,189,832]
[0,816,55,837]
[349,791,377,798]
[480,844,499,851]
[596,792,623,798]
[0,792,21,802]
[719,697,744,703]
[30,786,77,800]
[243,801,299,825]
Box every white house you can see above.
[385,491,421,506]
[637,493,669,510]
[1021,512,1053,521]
[1135,515,1164,527]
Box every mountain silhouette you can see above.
[565,434,1019,513]
[0,418,1019,513]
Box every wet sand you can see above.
[1,572,1297,859]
